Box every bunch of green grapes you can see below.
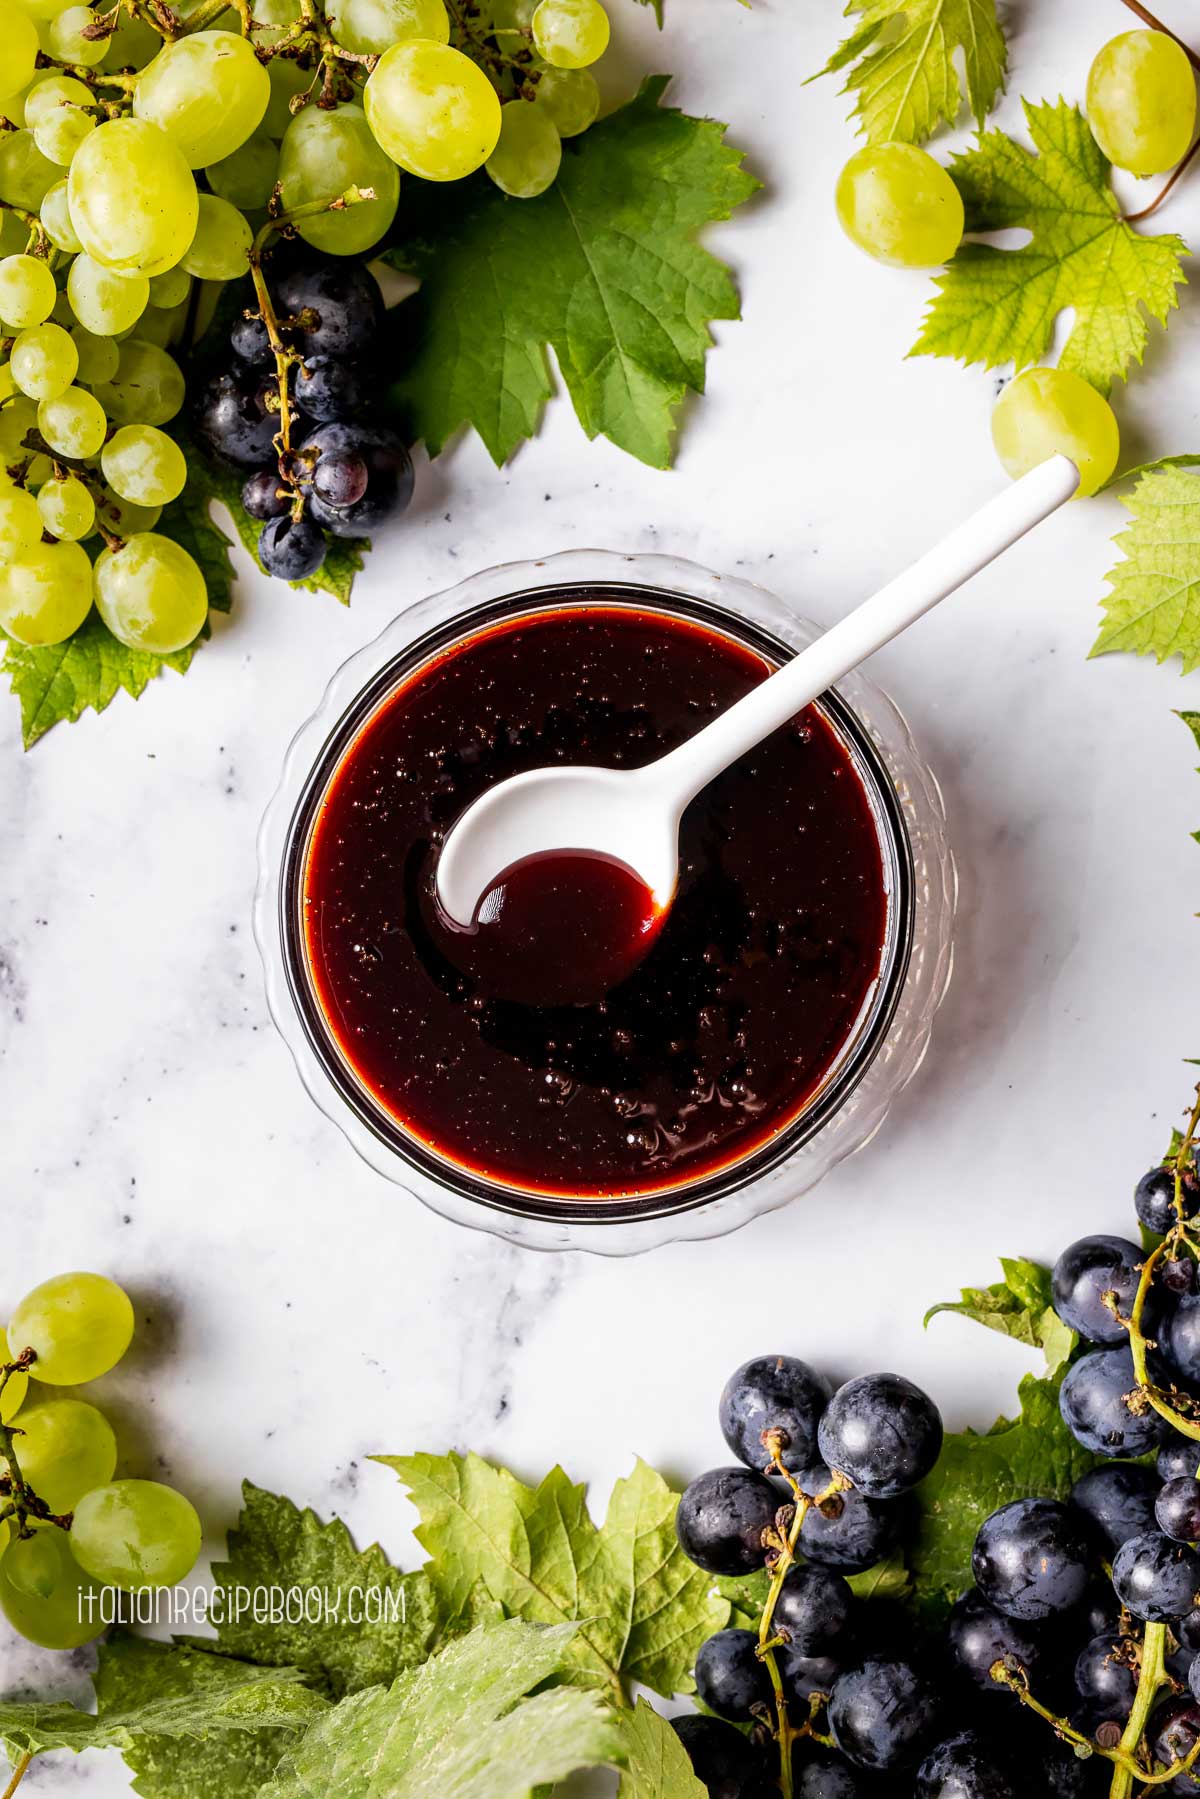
[0,1272,202,1649]
[0,0,612,655]
[828,25,1197,500]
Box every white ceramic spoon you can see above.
[436,454,1080,928]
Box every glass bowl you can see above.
[254,550,956,1254]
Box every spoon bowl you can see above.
[436,761,680,931]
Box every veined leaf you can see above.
[814,0,1007,145]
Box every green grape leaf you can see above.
[260,1619,624,1799]
[0,1634,323,1774]
[907,1371,1100,1621]
[190,1482,453,1700]
[630,0,664,21]
[617,1699,706,1799]
[89,1634,328,1799]
[846,1551,912,1603]
[815,0,1007,145]
[1,480,234,749]
[1108,455,1200,488]
[1091,466,1200,671]
[185,447,366,606]
[925,1257,1076,1372]
[382,77,759,470]
[912,100,1187,393]
[374,1452,729,1698]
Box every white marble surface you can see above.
[3,0,1200,1783]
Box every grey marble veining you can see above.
[2,0,1200,1784]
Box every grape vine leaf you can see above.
[925,1257,1075,1373]
[374,1451,729,1697]
[912,100,1188,394]
[382,77,759,470]
[186,446,365,607]
[260,1619,624,1799]
[89,1634,328,1799]
[1090,466,1200,671]
[814,0,1007,146]
[617,1700,706,1799]
[1,484,234,749]
[188,1482,453,1701]
[0,1634,323,1777]
[907,1371,1099,1621]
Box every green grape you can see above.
[133,295,187,349]
[0,396,39,465]
[7,1271,134,1382]
[0,539,93,644]
[835,141,964,268]
[70,1479,202,1590]
[0,210,25,256]
[48,4,108,66]
[262,56,310,139]
[206,131,277,210]
[71,323,120,383]
[364,41,500,183]
[12,1399,118,1513]
[101,423,186,505]
[0,484,42,558]
[15,0,72,23]
[532,64,597,137]
[68,118,198,278]
[254,0,299,28]
[38,473,94,540]
[67,252,149,334]
[133,30,270,166]
[1087,30,1197,179]
[94,531,207,653]
[94,338,184,425]
[102,6,161,70]
[180,191,252,279]
[0,0,39,100]
[485,99,560,197]
[278,102,399,254]
[991,367,1119,499]
[40,178,83,252]
[0,128,60,210]
[0,253,56,329]
[0,1329,29,1423]
[5,1530,66,1600]
[38,384,107,457]
[96,485,160,535]
[147,263,191,309]
[326,0,447,56]
[0,1528,102,1647]
[27,74,97,167]
[530,0,608,69]
[11,320,77,399]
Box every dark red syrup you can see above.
[444,852,665,1008]
[301,604,890,1200]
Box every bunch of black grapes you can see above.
[669,1312,1200,1799]
[951,1151,1200,1795]
[195,249,413,581]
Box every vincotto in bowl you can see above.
[254,551,956,1254]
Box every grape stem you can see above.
[446,0,532,87]
[1125,133,1200,223]
[0,1754,32,1799]
[757,1433,849,1799]
[0,1350,73,1539]
[991,1651,1199,1788]
[0,201,50,260]
[246,186,375,493]
[1115,1082,1200,1444]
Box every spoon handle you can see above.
[646,454,1080,809]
